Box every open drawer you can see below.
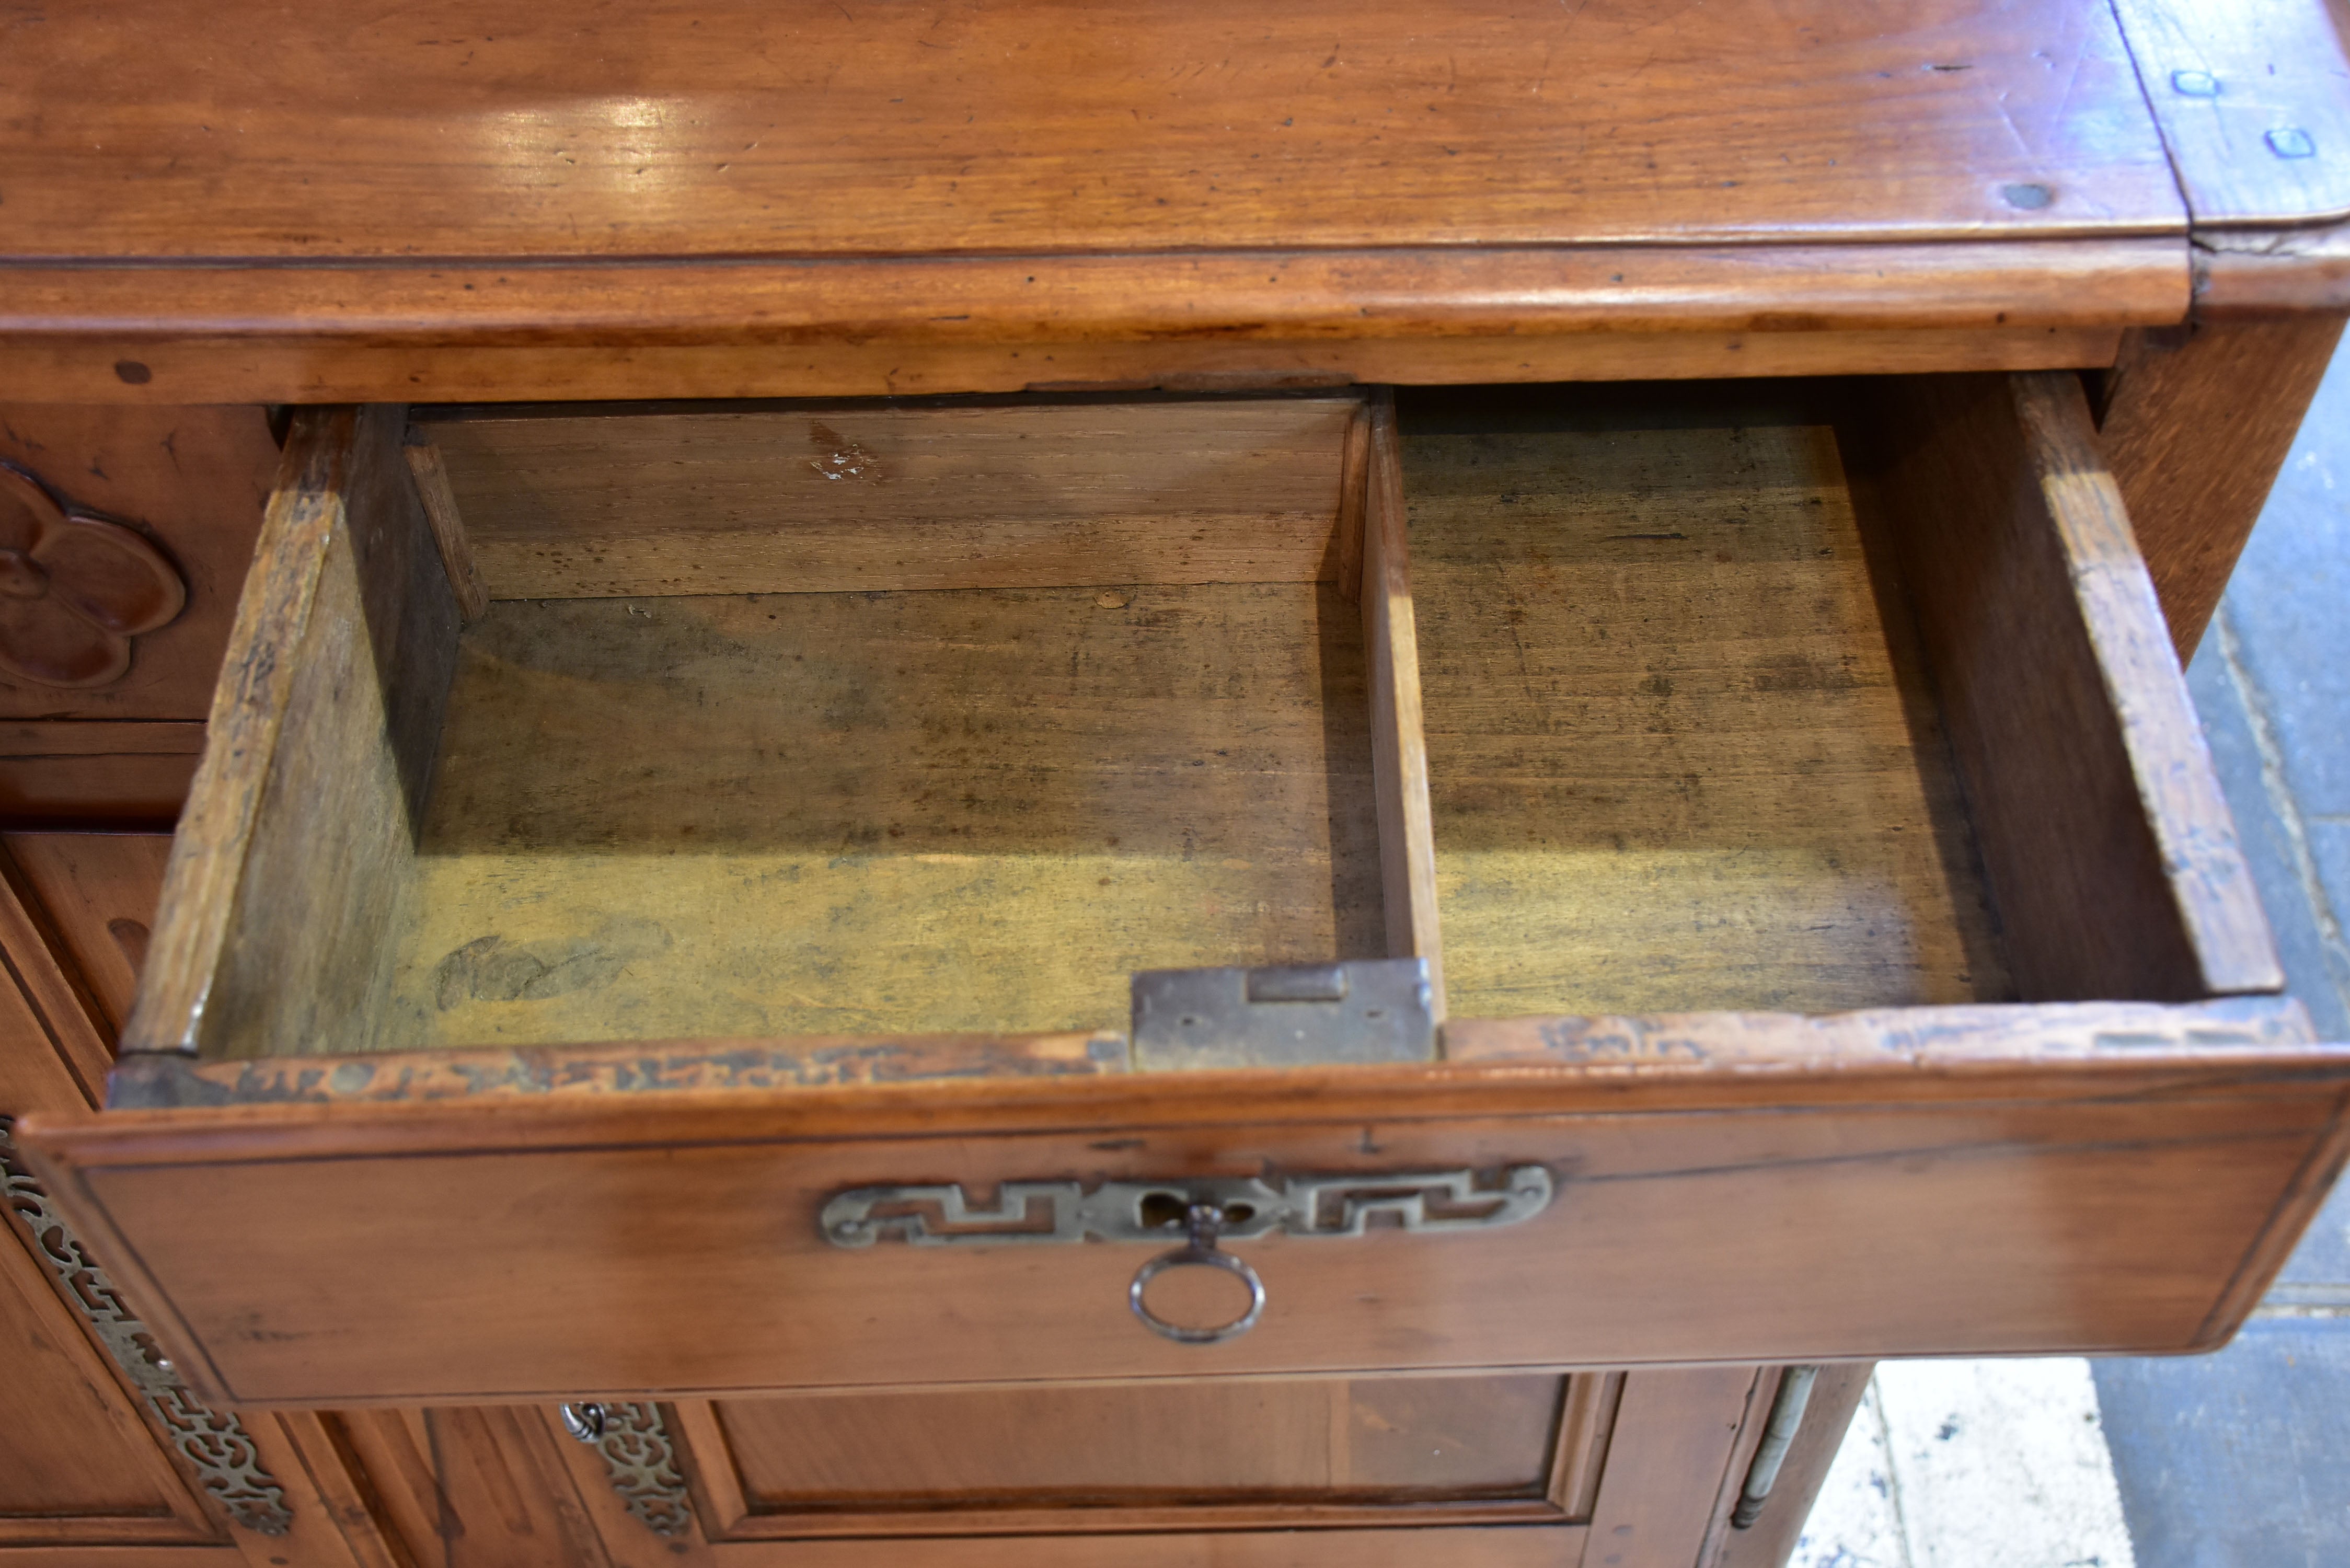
[19,375,2350,1410]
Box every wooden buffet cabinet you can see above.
[8,3,2350,1565]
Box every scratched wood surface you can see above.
[1403,403,2009,1019]
[381,582,1382,1048]
[2109,0,2350,229]
[0,1,2176,261]
[0,0,2209,407]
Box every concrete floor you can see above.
[1798,338,2350,1568]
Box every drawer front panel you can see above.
[28,1030,2350,1406]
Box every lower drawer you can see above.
[20,373,2349,1408]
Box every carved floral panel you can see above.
[0,463,186,689]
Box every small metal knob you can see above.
[1128,1203,1266,1344]
[560,1401,608,1443]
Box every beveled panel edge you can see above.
[0,240,2183,402]
[0,326,2135,409]
[0,242,2189,342]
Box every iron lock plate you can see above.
[1130,957,1436,1069]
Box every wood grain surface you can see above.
[332,1406,622,1568]
[384,581,1383,1047]
[0,845,119,1111]
[0,935,105,1117]
[0,1218,221,1547]
[0,3,2177,261]
[0,242,2187,353]
[2110,0,2350,228]
[1584,1367,1759,1568]
[1404,405,2007,1019]
[1548,1373,1623,1520]
[1861,371,2277,1000]
[0,721,208,825]
[1710,1363,1876,1568]
[647,1525,1583,1567]
[419,397,1356,599]
[2098,315,2350,660]
[1,832,172,1042]
[399,438,489,623]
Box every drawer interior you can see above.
[390,399,1383,1046]
[123,375,2275,1068]
[1403,391,2006,1017]
[398,581,1376,1046]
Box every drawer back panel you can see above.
[424,399,1360,598]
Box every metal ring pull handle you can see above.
[1128,1203,1266,1344]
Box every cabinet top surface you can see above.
[1,0,2184,261]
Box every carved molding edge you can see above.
[560,1400,696,1538]
[0,1120,293,1536]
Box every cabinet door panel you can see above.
[0,1231,217,1546]
[685,1373,1584,1539]
[2,832,395,1568]
[3,833,176,1040]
